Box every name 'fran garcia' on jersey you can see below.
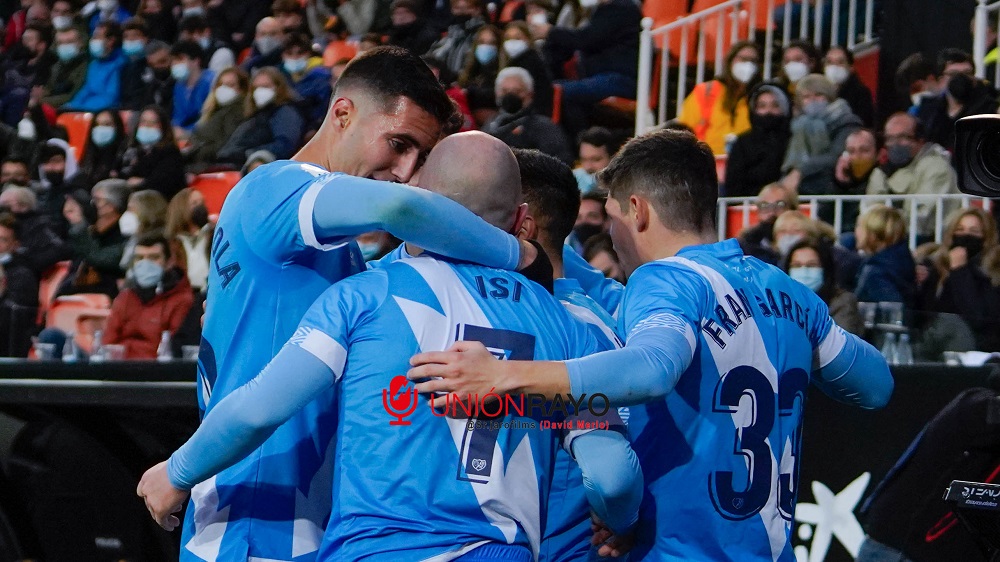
[701,286,814,349]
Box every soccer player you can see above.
[408,129,895,560]
[138,131,643,561]
[186,48,536,561]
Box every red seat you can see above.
[36,260,72,325]
[45,294,112,355]
[189,171,242,217]
[55,112,92,162]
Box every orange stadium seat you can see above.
[56,112,93,162]
[36,260,72,325]
[45,294,112,354]
[323,40,358,67]
[190,171,242,217]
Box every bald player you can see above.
[139,132,643,561]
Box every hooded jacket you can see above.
[782,98,862,195]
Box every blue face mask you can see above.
[136,126,162,146]
[122,39,145,57]
[89,39,105,58]
[573,167,597,194]
[802,99,828,117]
[56,43,80,61]
[789,266,824,292]
[358,241,382,261]
[474,44,497,65]
[132,259,164,288]
[91,125,116,147]
[282,57,308,74]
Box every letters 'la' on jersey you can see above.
[186,161,364,561]
[623,239,846,562]
[290,256,608,562]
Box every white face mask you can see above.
[119,211,139,236]
[17,117,36,141]
[0,253,11,265]
[528,12,547,25]
[215,85,238,106]
[52,15,73,30]
[253,87,276,108]
[731,61,757,84]
[98,0,117,12]
[824,64,849,85]
[503,39,529,59]
[776,234,803,256]
[579,0,599,9]
[783,61,810,83]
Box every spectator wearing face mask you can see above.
[102,233,194,359]
[676,41,761,155]
[737,183,797,264]
[132,40,175,113]
[895,52,940,112]
[0,212,38,357]
[573,126,618,194]
[58,179,129,298]
[500,21,553,118]
[0,21,57,126]
[177,15,236,74]
[279,34,331,135]
[387,0,439,56]
[483,67,572,166]
[170,41,215,133]
[778,40,820,95]
[822,46,874,128]
[780,74,862,197]
[63,20,127,112]
[833,128,878,231]
[205,0,270,54]
[136,0,177,45]
[783,236,864,336]
[725,83,791,197]
[242,17,286,74]
[118,189,167,271]
[84,0,132,34]
[41,26,88,108]
[427,0,486,76]
[914,49,999,155]
[458,25,502,126]
[187,67,249,170]
[217,67,304,165]
[569,191,607,254]
[119,18,151,113]
[166,188,212,294]
[866,112,958,239]
[919,209,1000,352]
[0,185,71,276]
[76,109,129,188]
[772,208,861,290]
[854,204,916,306]
[35,141,79,230]
[118,105,187,200]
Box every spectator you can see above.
[501,21,554,118]
[336,0,379,36]
[177,14,235,74]
[677,41,761,155]
[921,208,1000,352]
[166,187,211,294]
[119,18,151,113]
[131,40,175,113]
[1,158,33,187]
[781,74,862,196]
[170,40,215,133]
[0,21,56,126]
[778,40,821,94]
[833,128,879,230]
[35,141,79,230]
[118,105,187,200]
[103,233,193,359]
[457,25,501,126]
[217,67,304,165]
[854,204,916,305]
[50,0,85,37]
[427,0,486,76]
[179,0,208,19]
[569,191,607,253]
[583,232,625,284]
[483,67,572,166]
[58,179,128,298]
[895,52,939,110]
[0,212,38,357]
[187,67,249,169]
[42,26,88,108]
[573,126,618,194]
[725,84,791,198]
[118,189,167,270]
[242,17,285,73]
[2,0,37,53]
[422,56,475,133]
[63,20,126,112]
[0,185,71,276]
[914,49,999,153]
[783,236,864,336]
[137,0,177,44]
[280,34,331,135]
[823,45,875,127]
[272,0,310,36]
[387,0,439,56]
[206,0,271,53]
[76,109,129,188]
[738,183,797,264]
[866,112,959,239]
[531,0,640,139]
[85,0,131,34]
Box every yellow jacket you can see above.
[677,80,751,155]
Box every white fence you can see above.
[719,193,995,250]
[635,0,878,135]
[974,0,1000,87]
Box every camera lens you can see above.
[977,131,1000,181]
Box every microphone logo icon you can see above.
[383,375,418,426]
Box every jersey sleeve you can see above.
[562,246,624,318]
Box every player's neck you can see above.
[643,229,716,262]
[293,129,337,171]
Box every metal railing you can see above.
[974,0,1000,87]
[636,0,879,135]
[718,193,995,250]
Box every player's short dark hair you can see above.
[179,14,210,33]
[938,48,973,74]
[38,143,67,162]
[170,39,204,62]
[599,129,718,234]
[577,126,620,155]
[135,232,171,259]
[336,46,456,128]
[512,149,580,251]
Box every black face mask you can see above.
[190,203,209,228]
[751,113,786,132]
[947,73,977,105]
[44,170,64,187]
[152,67,171,81]
[573,223,603,245]
[499,93,524,114]
[951,234,985,260]
[452,14,472,26]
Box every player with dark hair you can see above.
[137,46,537,562]
[410,129,894,560]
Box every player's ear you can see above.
[631,195,649,232]
[510,203,529,236]
[516,211,536,240]
[330,96,355,130]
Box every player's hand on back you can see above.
[137,461,189,532]
[591,513,635,558]
[409,341,506,409]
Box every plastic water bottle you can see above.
[62,332,78,363]
[157,331,173,362]
[880,332,898,365]
[90,329,104,363]
[897,333,914,365]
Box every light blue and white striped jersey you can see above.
[291,255,613,561]
[623,240,845,562]
[187,161,364,562]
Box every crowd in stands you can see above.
[0,0,996,361]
